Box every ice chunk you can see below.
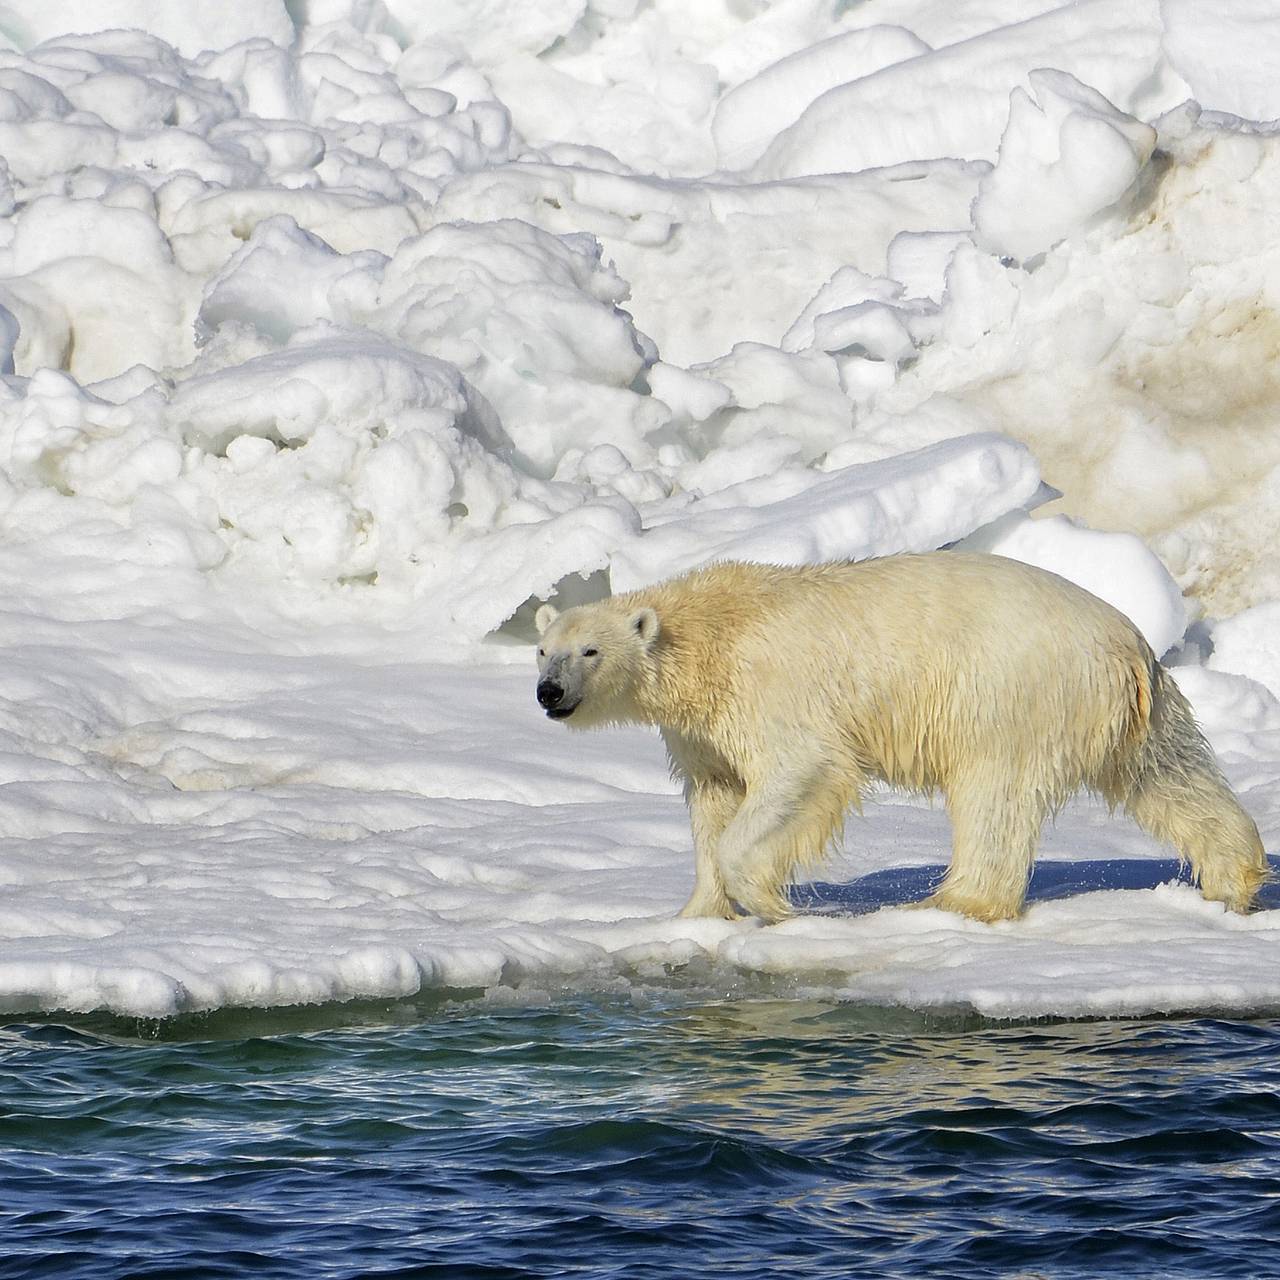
[0,2,295,57]
[614,433,1043,590]
[678,342,851,480]
[956,509,1187,657]
[755,0,1177,180]
[886,230,970,303]
[0,195,196,380]
[197,215,388,345]
[166,336,493,453]
[1162,0,1280,124]
[431,158,983,368]
[373,219,660,478]
[1208,603,1280,702]
[713,25,930,171]
[645,362,732,424]
[972,70,1157,265]
[811,304,916,365]
[781,267,904,354]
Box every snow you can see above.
[0,2,294,60]
[712,25,931,172]
[0,2,1279,1022]
[1208,605,1280,703]
[1162,0,1280,125]
[971,69,1157,266]
[752,0,1181,181]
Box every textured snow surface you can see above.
[0,1,1278,1019]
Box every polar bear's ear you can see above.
[535,603,560,635]
[631,607,660,647]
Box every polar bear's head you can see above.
[534,599,660,727]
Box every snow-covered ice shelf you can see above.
[0,0,1279,1019]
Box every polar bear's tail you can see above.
[1119,662,1268,912]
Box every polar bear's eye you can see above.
[537,648,545,657]
[582,647,598,658]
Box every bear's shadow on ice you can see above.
[794,856,1280,915]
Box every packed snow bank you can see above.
[427,158,984,367]
[0,640,1276,1021]
[612,433,1042,590]
[724,882,1280,1020]
[0,348,1048,643]
[856,115,1280,619]
[0,1,294,58]
[713,25,931,172]
[1208,605,1280,703]
[753,0,1180,180]
[0,12,1267,625]
[1162,0,1280,124]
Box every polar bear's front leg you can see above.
[716,773,842,923]
[678,776,744,919]
[716,791,797,922]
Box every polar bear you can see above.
[534,554,1267,923]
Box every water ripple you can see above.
[3,1001,1280,1278]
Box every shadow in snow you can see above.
[794,856,1280,915]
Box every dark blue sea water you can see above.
[3,993,1280,1280]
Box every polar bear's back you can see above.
[641,553,1156,796]
[654,553,1147,664]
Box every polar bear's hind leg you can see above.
[918,764,1050,921]
[1121,669,1268,912]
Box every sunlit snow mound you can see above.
[0,1,1277,1019]
[0,3,1275,636]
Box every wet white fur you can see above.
[535,555,1267,923]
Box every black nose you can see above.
[537,679,563,709]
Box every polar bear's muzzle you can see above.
[537,677,579,719]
